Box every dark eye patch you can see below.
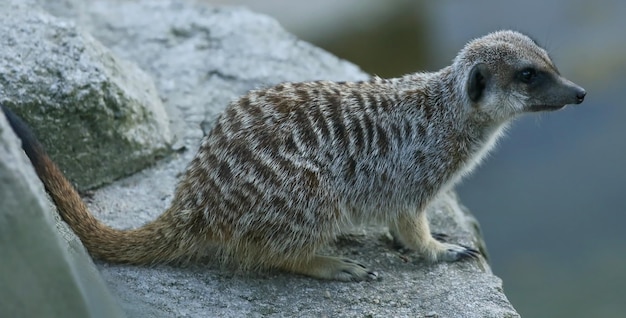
[518,68,537,84]
[517,67,549,89]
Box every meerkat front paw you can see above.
[391,212,481,263]
[392,231,480,262]
[430,233,480,260]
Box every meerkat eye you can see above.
[518,68,537,84]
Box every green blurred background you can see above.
[206,1,625,316]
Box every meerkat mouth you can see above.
[527,104,567,112]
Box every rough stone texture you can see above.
[0,1,172,190]
[4,0,520,317]
[0,112,124,318]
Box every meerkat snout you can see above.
[524,75,587,112]
[575,87,587,104]
[552,76,587,105]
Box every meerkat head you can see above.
[453,30,586,121]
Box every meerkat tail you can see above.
[1,105,195,265]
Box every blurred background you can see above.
[204,0,625,317]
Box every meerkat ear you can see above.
[467,63,489,103]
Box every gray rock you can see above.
[0,110,124,318]
[8,0,519,317]
[0,2,172,190]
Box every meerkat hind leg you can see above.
[281,255,378,281]
[392,211,479,262]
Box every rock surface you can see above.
[2,0,520,317]
[0,110,123,317]
[0,1,172,190]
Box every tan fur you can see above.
[8,30,586,281]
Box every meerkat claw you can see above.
[431,232,449,242]
[367,271,379,281]
[457,245,481,260]
[340,258,367,268]
[340,269,379,281]
[335,258,378,281]
[438,243,481,262]
[340,258,379,280]
[340,259,379,280]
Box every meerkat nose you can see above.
[576,88,587,104]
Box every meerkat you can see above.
[2,30,586,281]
